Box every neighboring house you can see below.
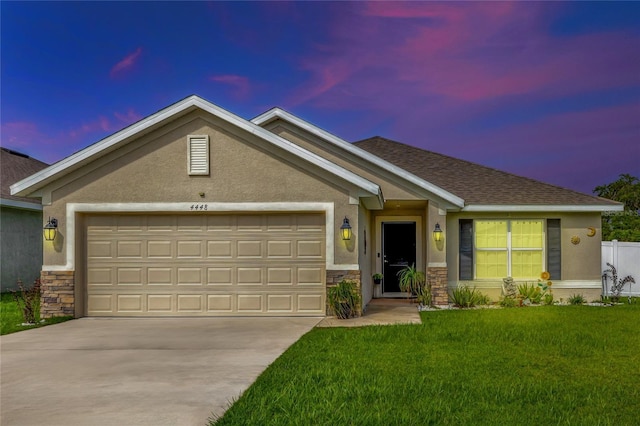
[11,95,623,318]
[1,148,49,291]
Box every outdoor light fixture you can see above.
[44,217,58,241]
[433,223,443,242]
[340,217,352,241]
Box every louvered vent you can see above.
[188,135,209,175]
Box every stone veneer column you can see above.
[428,267,449,306]
[325,270,362,316]
[40,270,75,318]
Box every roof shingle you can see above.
[354,136,620,207]
[1,148,48,204]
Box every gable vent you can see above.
[188,135,209,175]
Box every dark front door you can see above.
[382,222,417,294]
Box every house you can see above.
[1,148,49,291]
[11,95,622,317]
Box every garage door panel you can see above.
[87,241,113,258]
[177,268,203,285]
[148,241,172,257]
[86,213,325,316]
[177,295,203,312]
[207,241,232,257]
[237,294,263,312]
[148,295,173,312]
[117,295,143,312]
[148,268,173,285]
[177,241,203,258]
[117,268,143,285]
[207,267,233,285]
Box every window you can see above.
[460,219,558,280]
[188,135,209,175]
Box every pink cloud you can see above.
[1,108,144,164]
[210,74,251,99]
[110,47,143,78]
[285,2,639,111]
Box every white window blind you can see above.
[188,135,209,175]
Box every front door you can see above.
[382,222,416,295]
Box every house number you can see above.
[190,204,208,211]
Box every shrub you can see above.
[450,285,486,308]
[327,280,361,319]
[11,279,41,324]
[568,294,585,305]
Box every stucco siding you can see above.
[1,207,43,290]
[446,211,603,292]
[265,121,421,200]
[39,111,361,268]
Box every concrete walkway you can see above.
[0,316,322,426]
[317,298,422,327]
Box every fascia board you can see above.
[252,108,465,208]
[11,96,381,200]
[462,204,625,213]
[0,197,43,211]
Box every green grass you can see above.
[213,305,640,425]
[0,292,72,335]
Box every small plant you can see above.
[372,273,383,284]
[450,285,486,308]
[10,279,41,325]
[397,264,426,302]
[603,263,636,303]
[543,293,554,305]
[517,283,542,304]
[568,294,585,305]
[327,280,361,319]
[499,296,518,308]
[415,284,432,307]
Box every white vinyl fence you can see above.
[601,240,640,296]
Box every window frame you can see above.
[473,219,546,280]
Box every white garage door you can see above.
[85,213,326,316]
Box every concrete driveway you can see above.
[0,317,322,426]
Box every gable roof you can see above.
[355,137,623,212]
[11,96,383,208]
[252,107,465,209]
[1,148,48,209]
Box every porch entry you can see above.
[382,222,417,296]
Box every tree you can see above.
[594,174,640,242]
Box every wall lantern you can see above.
[340,217,352,241]
[44,217,58,241]
[433,223,443,242]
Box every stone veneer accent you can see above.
[40,270,75,318]
[428,266,449,306]
[325,269,362,316]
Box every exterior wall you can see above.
[358,204,373,306]
[428,266,449,305]
[0,207,43,291]
[40,111,360,268]
[40,270,74,318]
[266,121,421,200]
[37,110,363,317]
[326,269,362,316]
[446,211,603,296]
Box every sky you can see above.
[2,1,639,195]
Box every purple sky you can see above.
[2,1,639,195]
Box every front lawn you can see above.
[213,304,640,425]
[0,292,72,335]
